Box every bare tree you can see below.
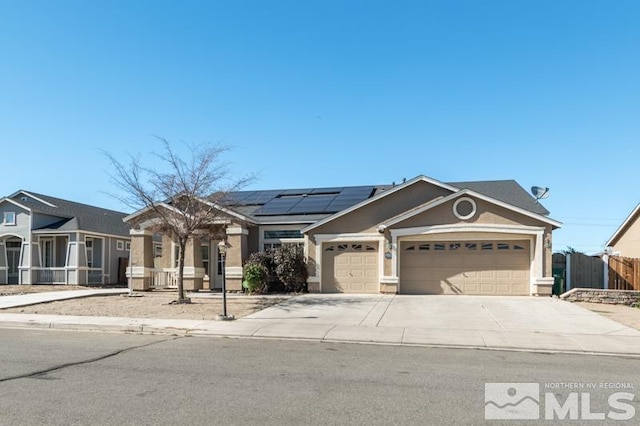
[105,138,252,302]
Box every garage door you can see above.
[322,242,378,293]
[400,240,530,295]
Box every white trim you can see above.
[258,220,317,225]
[313,233,385,293]
[130,229,154,236]
[390,224,545,295]
[225,266,243,279]
[382,189,561,229]
[452,197,477,220]
[226,226,249,236]
[32,229,129,240]
[116,240,124,251]
[0,198,31,212]
[123,197,255,225]
[9,190,57,207]
[301,175,460,233]
[606,203,640,247]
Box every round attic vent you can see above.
[453,197,476,220]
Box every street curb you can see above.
[2,320,640,358]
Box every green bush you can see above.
[273,245,308,293]
[243,262,268,294]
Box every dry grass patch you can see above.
[3,292,289,320]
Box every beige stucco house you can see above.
[125,175,561,296]
[606,203,640,258]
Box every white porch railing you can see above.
[151,269,178,289]
[32,268,106,285]
[32,268,66,284]
[87,268,105,285]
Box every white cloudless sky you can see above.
[1,0,638,253]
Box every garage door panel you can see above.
[322,242,379,293]
[400,240,530,295]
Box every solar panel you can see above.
[251,186,376,216]
[287,194,337,214]
[280,188,314,196]
[239,190,281,205]
[310,187,343,194]
[254,197,303,215]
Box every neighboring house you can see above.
[0,190,131,285]
[126,174,561,296]
[606,203,640,258]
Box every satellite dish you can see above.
[531,186,549,203]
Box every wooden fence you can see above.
[552,252,605,293]
[608,256,640,291]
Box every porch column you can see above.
[65,240,87,285]
[225,225,248,291]
[181,237,205,291]
[0,241,6,283]
[129,229,154,291]
[18,242,40,285]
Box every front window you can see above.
[262,228,304,251]
[3,212,16,225]
[201,244,210,277]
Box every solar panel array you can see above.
[225,186,376,216]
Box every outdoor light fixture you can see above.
[216,240,234,321]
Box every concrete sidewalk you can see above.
[1,292,640,356]
[0,288,129,309]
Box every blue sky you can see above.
[1,0,639,253]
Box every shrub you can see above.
[243,262,268,294]
[272,245,308,293]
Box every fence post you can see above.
[566,253,571,291]
[603,254,609,290]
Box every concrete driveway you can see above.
[240,294,640,354]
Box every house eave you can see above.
[606,203,640,247]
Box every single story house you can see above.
[126,175,561,296]
[0,190,131,285]
[606,203,640,258]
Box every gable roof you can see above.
[380,188,562,229]
[5,190,130,237]
[123,197,255,225]
[606,203,640,247]
[300,175,459,232]
[301,175,558,233]
[448,180,549,216]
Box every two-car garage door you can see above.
[400,240,530,295]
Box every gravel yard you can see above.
[1,286,289,320]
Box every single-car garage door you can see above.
[322,242,378,293]
[400,240,530,295]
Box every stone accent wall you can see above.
[561,288,640,305]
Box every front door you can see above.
[6,240,21,284]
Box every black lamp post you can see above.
[216,240,234,320]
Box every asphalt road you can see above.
[0,329,639,425]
